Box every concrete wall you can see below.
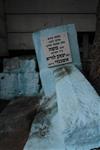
[0,0,8,56]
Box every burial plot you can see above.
[24,24,100,150]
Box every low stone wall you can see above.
[0,57,39,100]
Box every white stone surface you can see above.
[24,96,65,150]
[56,65,100,150]
[24,65,100,150]
[28,24,100,149]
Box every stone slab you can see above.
[56,65,100,150]
[33,24,81,97]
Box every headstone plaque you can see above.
[41,32,72,67]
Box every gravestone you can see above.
[33,24,81,97]
[0,73,18,99]
[24,24,100,150]
[0,57,39,100]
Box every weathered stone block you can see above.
[3,57,20,73]
[18,72,39,96]
[31,24,100,150]
[24,95,65,150]
[19,57,36,73]
[33,24,81,97]
[0,57,39,99]
[3,57,36,73]
[56,65,100,150]
[0,73,18,100]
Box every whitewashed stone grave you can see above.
[0,57,39,99]
[24,24,100,150]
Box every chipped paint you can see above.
[56,64,100,150]
[24,95,65,150]
[53,66,71,81]
[33,24,81,97]
[0,57,39,100]
[25,24,100,150]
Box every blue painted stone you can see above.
[19,57,36,73]
[40,69,55,97]
[33,24,81,97]
[18,72,39,96]
[0,73,18,99]
[3,57,36,73]
[0,57,39,99]
[24,95,65,150]
[31,24,100,150]
[55,64,100,150]
[3,57,20,73]
[24,64,100,150]
[33,24,81,70]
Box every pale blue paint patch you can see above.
[32,24,81,97]
[24,64,100,150]
[33,24,81,70]
[19,57,36,73]
[0,73,18,99]
[3,57,20,73]
[0,57,39,100]
[31,24,100,149]
[24,112,65,150]
[40,69,55,97]
[3,57,36,73]
[67,25,81,69]
[17,73,25,96]
[55,64,100,150]
[24,95,65,150]
[18,72,39,96]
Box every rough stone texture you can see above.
[24,95,65,150]
[0,96,40,150]
[33,24,81,97]
[18,72,39,96]
[32,24,100,149]
[0,73,18,99]
[56,65,100,150]
[0,57,39,100]
[3,57,36,73]
[24,65,100,150]
[3,57,20,73]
